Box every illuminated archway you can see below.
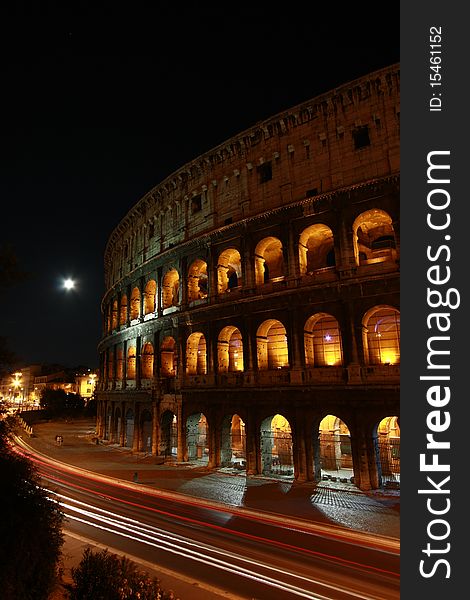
[127,346,136,379]
[130,287,141,320]
[187,259,208,302]
[162,268,180,309]
[111,300,118,330]
[186,333,207,375]
[220,414,246,469]
[260,414,294,478]
[116,348,123,380]
[144,280,157,315]
[353,209,397,266]
[256,319,289,370]
[120,295,128,325]
[304,313,343,367]
[186,413,208,464]
[141,342,154,379]
[299,224,335,275]
[254,237,284,285]
[217,248,242,294]
[161,336,176,377]
[107,350,114,380]
[363,306,400,365]
[160,410,177,458]
[318,415,353,480]
[375,416,400,488]
[218,326,243,372]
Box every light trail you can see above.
[51,490,389,600]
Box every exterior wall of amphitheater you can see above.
[96,63,400,491]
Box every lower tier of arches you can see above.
[96,387,399,491]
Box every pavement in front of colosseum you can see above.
[17,417,399,539]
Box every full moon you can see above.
[63,278,75,290]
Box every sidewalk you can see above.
[18,417,400,540]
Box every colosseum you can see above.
[96,63,400,492]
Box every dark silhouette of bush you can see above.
[71,547,177,600]
[0,421,64,600]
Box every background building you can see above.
[96,64,400,491]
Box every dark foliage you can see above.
[0,420,64,600]
[71,548,177,600]
[40,388,85,416]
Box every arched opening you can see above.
[160,411,177,459]
[107,350,114,380]
[299,224,335,275]
[120,295,128,325]
[260,414,294,478]
[220,414,246,469]
[254,237,284,285]
[363,306,400,365]
[127,346,136,379]
[162,268,180,309]
[140,409,153,453]
[217,248,242,294]
[116,348,123,380]
[217,326,244,372]
[304,313,343,367]
[161,337,177,377]
[111,300,118,330]
[186,333,207,375]
[187,259,208,302]
[375,416,400,489]
[186,413,208,464]
[318,415,353,482]
[130,287,141,320]
[125,408,134,448]
[256,319,289,370]
[141,342,154,379]
[144,280,157,315]
[353,209,398,266]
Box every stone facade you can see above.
[97,64,400,491]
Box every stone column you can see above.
[132,402,140,452]
[177,402,185,462]
[245,417,259,475]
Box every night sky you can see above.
[0,3,399,369]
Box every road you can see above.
[15,441,400,600]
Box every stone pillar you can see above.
[207,413,216,468]
[286,225,300,278]
[122,339,128,388]
[139,276,145,320]
[177,402,185,462]
[152,402,159,456]
[157,266,163,317]
[293,416,309,482]
[350,424,379,491]
[245,417,259,475]
[132,402,140,452]
[119,402,126,446]
[136,336,142,389]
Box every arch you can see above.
[186,332,207,375]
[107,350,114,380]
[256,319,289,370]
[304,313,343,367]
[299,224,335,275]
[220,414,246,469]
[124,408,134,448]
[140,409,153,453]
[162,268,180,309]
[254,237,284,285]
[111,300,118,330]
[116,348,123,380]
[144,279,157,315]
[160,410,177,458]
[260,414,294,478]
[375,416,400,489]
[141,342,154,379]
[218,326,244,372]
[217,248,242,294]
[186,413,208,464]
[318,415,353,481]
[127,346,136,379]
[120,295,128,325]
[353,209,398,266]
[187,259,208,302]
[130,287,141,320]
[363,306,400,365]
[161,336,177,377]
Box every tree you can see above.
[71,548,177,600]
[0,420,64,600]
